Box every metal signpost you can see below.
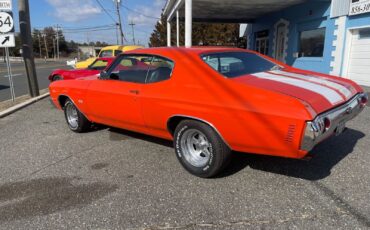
[0,0,16,101]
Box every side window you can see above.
[146,56,174,83]
[99,50,113,57]
[109,55,152,83]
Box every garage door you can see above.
[347,28,370,86]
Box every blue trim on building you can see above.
[246,0,370,75]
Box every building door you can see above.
[347,28,370,86]
[255,30,269,55]
[275,23,286,62]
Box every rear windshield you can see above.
[201,52,279,78]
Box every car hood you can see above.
[230,69,360,114]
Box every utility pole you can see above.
[18,0,39,97]
[129,20,136,45]
[115,0,124,45]
[38,32,42,58]
[52,37,56,60]
[56,24,60,59]
[42,33,48,58]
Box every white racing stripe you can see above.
[252,72,344,105]
[271,70,352,99]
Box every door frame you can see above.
[342,25,370,80]
[272,19,289,63]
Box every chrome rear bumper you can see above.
[301,93,368,152]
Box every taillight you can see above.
[360,95,368,105]
[323,117,331,131]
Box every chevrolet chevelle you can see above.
[49,47,368,177]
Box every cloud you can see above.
[127,0,165,26]
[45,0,101,22]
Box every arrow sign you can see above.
[0,33,14,47]
[1,35,9,44]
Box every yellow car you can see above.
[75,45,143,69]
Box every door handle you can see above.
[129,90,140,95]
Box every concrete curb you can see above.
[0,92,50,118]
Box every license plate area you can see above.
[335,121,346,136]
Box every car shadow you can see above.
[108,127,173,147]
[0,177,118,222]
[107,127,364,181]
[217,128,365,180]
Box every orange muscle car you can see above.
[49,47,368,177]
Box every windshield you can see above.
[201,52,281,78]
[88,59,109,70]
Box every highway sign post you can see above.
[0,0,15,101]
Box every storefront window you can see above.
[299,27,326,57]
[255,30,269,55]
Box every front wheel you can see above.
[174,120,231,178]
[64,99,91,133]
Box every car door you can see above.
[140,56,175,138]
[86,55,151,131]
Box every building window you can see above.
[359,28,370,39]
[299,27,326,57]
[255,30,269,55]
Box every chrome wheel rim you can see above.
[66,103,78,129]
[180,129,211,167]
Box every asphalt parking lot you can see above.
[0,60,69,102]
[0,91,369,229]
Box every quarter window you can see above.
[146,57,174,83]
[299,27,326,57]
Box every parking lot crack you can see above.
[311,181,370,227]
[21,145,100,179]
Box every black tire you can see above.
[52,75,63,81]
[174,119,231,178]
[63,99,91,133]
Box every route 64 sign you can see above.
[0,11,14,33]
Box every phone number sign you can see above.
[350,0,370,16]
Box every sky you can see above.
[10,0,167,46]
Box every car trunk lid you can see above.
[230,69,358,114]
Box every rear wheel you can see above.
[52,75,63,81]
[64,99,91,133]
[174,120,231,178]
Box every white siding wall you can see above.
[330,0,350,18]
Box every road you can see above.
[0,60,70,101]
[0,91,369,229]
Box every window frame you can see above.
[105,53,175,84]
[200,51,280,78]
[298,27,326,58]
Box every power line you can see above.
[62,25,116,31]
[95,0,118,23]
[62,27,117,34]
[129,20,136,45]
[121,4,160,20]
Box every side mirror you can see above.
[99,70,109,79]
